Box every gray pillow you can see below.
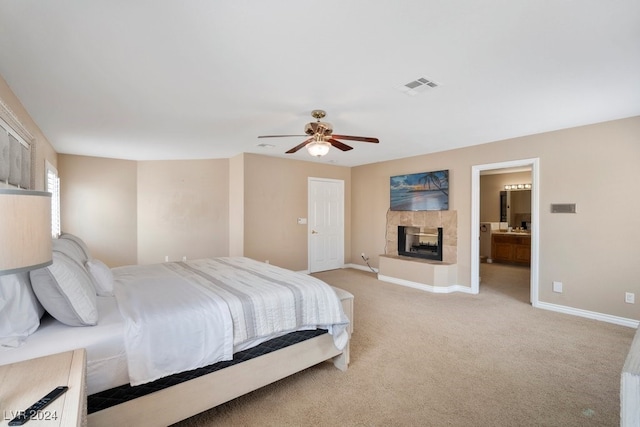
[30,252,98,326]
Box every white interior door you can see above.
[308,178,344,273]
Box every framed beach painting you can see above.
[390,169,449,211]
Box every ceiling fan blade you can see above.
[331,134,379,143]
[258,134,307,138]
[285,137,313,154]
[328,138,353,151]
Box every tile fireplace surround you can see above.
[386,210,457,264]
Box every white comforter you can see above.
[113,257,349,386]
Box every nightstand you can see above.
[0,349,86,427]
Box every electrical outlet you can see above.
[552,281,563,293]
[625,292,635,304]
[361,253,369,261]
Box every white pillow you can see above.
[0,273,44,347]
[30,252,98,326]
[85,259,114,296]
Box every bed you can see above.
[0,234,353,426]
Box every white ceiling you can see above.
[1,1,639,167]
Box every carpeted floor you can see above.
[173,264,635,426]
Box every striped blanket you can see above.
[114,257,349,386]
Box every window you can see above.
[45,161,61,238]
[0,116,31,189]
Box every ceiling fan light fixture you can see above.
[258,110,379,156]
[307,140,331,157]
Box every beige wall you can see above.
[228,154,244,257]
[0,75,57,191]
[58,156,230,267]
[242,154,351,271]
[137,159,229,265]
[58,155,138,267]
[59,153,349,272]
[352,116,640,320]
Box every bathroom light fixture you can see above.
[306,135,331,157]
[0,189,53,275]
[504,183,532,191]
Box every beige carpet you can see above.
[174,264,635,426]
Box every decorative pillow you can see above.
[0,272,45,347]
[52,238,88,266]
[58,233,92,262]
[85,259,114,296]
[52,238,100,295]
[30,251,98,326]
[60,232,91,261]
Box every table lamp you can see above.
[0,188,52,415]
[0,188,52,275]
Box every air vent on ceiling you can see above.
[398,76,440,96]
[257,143,275,149]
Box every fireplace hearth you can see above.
[397,226,443,261]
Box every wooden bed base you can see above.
[87,287,354,427]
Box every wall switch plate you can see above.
[552,281,563,293]
[625,292,635,304]
[297,217,307,225]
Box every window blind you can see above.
[46,162,61,238]
[0,117,31,189]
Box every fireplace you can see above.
[397,226,443,261]
[386,210,456,264]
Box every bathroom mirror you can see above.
[500,190,531,228]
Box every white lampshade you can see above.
[307,140,331,157]
[0,189,52,275]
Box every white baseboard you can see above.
[322,266,639,329]
[377,274,475,294]
[535,301,639,328]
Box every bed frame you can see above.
[87,287,354,427]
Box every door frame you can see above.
[307,177,345,273]
[470,158,540,306]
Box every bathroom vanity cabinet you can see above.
[491,233,531,265]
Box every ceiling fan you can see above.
[258,110,379,157]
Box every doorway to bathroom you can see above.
[471,158,540,306]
